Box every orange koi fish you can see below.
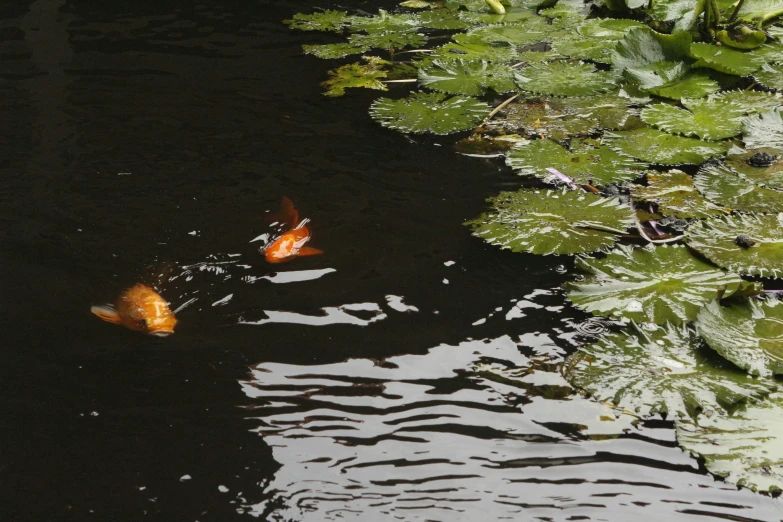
[91,283,178,336]
[263,197,323,264]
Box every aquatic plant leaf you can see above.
[400,0,435,8]
[486,98,597,141]
[640,98,749,140]
[348,10,421,33]
[689,42,765,76]
[563,95,638,130]
[514,61,617,97]
[430,39,519,63]
[284,10,352,32]
[551,36,617,63]
[612,27,692,74]
[628,62,721,99]
[734,0,783,23]
[725,148,783,189]
[506,138,646,185]
[686,213,783,278]
[754,40,783,62]
[695,161,783,212]
[322,57,388,97]
[465,188,635,255]
[651,0,706,33]
[712,89,782,113]
[563,323,775,419]
[754,63,783,91]
[457,6,542,24]
[677,392,783,493]
[418,59,516,96]
[463,21,552,46]
[418,9,473,30]
[604,127,728,165]
[696,297,783,376]
[743,109,783,149]
[302,42,369,59]
[566,244,745,325]
[349,31,427,51]
[630,170,726,218]
[369,92,489,134]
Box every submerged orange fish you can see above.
[91,283,178,336]
[263,197,323,264]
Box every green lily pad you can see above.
[640,97,750,140]
[418,9,473,30]
[322,57,388,97]
[514,61,618,97]
[686,213,783,278]
[712,89,782,113]
[400,0,436,8]
[604,127,729,165]
[743,108,783,149]
[694,161,783,212]
[563,95,638,130]
[418,59,516,96]
[677,392,783,493]
[651,0,706,33]
[630,170,726,218]
[566,244,745,325]
[696,296,783,376]
[726,147,783,189]
[506,138,646,185]
[734,0,783,23]
[348,10,421,33]
[465,188,635,255]
[551,36,618,63]
[284,10,352,32]
[302,42,369,59]
[754,63,783,91]
[430,39,519,63]
[369,91,489,134]
[612,27,692,74]
[630,62,721,100]
[348,30,427,51]
[563,322,775,419]
[457,6,542,25]
[689,42,765,76]
[753,40,783,63]
[462,21,552,46]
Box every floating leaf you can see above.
[630,170,726,218]
[369,92,489,134]
[612,27,692,74]
[754,63,783,91]
[349,30,427,51]
[734,0,783,23]
[349,10,421,33]
[551,36,617,63]
[726,147,783,189]
[462,21,551,46]
[743,108,783,149]
[515,61,617,97]
[566,244,745,325]
[458,6,543,24]
[563,95,638,130]
[754,40,783,62]
[686,213,783,278]
[302,42,369,59]
[677,393,783,493]
[400,0,436,7]
[418,59,516,96]
[696,297,783,376]
[322,57,388,97]
[465,188,634,255]
[577,18,646,39]
[563,322,775,419]
[418,9,473,30]
[689,42,765,76]
[507,138,646,185]
[604,127,728,165]
[640,97,749,140]
[632,62,721,100]
[651,0,706,33]
[712,89,782,113]
[430,39,519,63]
[284,10,352,32]
[694,161,783,212]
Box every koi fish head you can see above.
[92,283,177,336]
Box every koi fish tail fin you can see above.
[297,247,323,257]
[91,305,121,324]
[266,196,299,229]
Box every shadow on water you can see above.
[1,0,783,520]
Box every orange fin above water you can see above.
[91,305,121,324]
[297,247,323,257]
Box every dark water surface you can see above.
[2,1,783,520]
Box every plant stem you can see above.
[728,0,746,24]
[484,93,519,123]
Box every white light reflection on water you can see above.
[238,302,388,327]
[236,330,783,521]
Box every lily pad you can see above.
[604,127,729,165]
[734,0,783,23]
[418,9,473,30]
[465,188,635,255]
[514,61,618,97]
[457,6,542,25]
[712,89,782,113]
[754,63,783,91]
[566,244,745,325]
[563,322,775,419]
[506,138,646,185]
[627,62,720,100]
[689,42,765,76]
[369,92,489,134]
[696,296,783,376]
[726,148,783,189]
[418,59,516,96]
[322,57,388,97]
[348,10,421,33]
[463,20,551,46]
[348,30,427,51]
[430,39,519,63]
[686,213,783,278]
[694,161,783,212]
[578,17,646,39]
[612,27,692,74]
[651,0,706,33]
[551,36,618,63]
[640,97,750,140]
[677,393,783,493]
[630,170,726,218]
[302,42,369,59]
[743,108,783,150]
[284,10,352,32]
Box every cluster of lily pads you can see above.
[286,0,783,492]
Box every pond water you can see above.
[3,0,783,520]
